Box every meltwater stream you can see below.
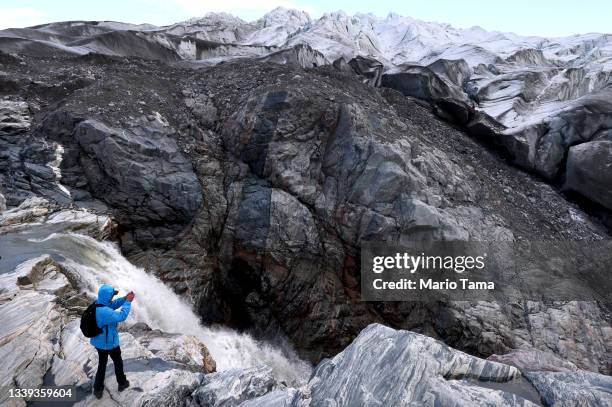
[0,227,311,385]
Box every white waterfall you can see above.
[22,232,312,385]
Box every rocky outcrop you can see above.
[302,324,529,406]
[71,117,202,226]
[525,371,612,407]
[0,196,115,239]
[0,99,33,207]
[0,100,30,136]
[187,366,278,406]
[23,111,204,249]
[210,324,612,406]
[564,140,612,210]
[208,72,530,358]
[382,65,474,124]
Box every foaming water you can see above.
[20,232,311,385]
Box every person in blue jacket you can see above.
[91,284,135,399]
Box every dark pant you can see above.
[94,346,127,391]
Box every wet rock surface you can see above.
[187,366,278,406]
[203,324,611,406]
[0,224,216,407]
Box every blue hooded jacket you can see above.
[90,284,132,350]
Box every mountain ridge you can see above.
[2,8,611,214]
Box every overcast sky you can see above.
[1,0,610,37]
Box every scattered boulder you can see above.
[183,91,218,128]
[564,140,612,211]
[187,366,277,406]
[130,327,217,373]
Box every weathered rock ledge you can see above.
[185,324,612,406]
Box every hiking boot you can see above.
[93,388,104,399]
[118,380,130,392]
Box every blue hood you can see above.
[90,284,131,350]
[96,284,116,306]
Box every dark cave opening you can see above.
[221,258,261,331]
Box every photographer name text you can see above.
[371,252,494,291]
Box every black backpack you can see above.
[80,303,104,338]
